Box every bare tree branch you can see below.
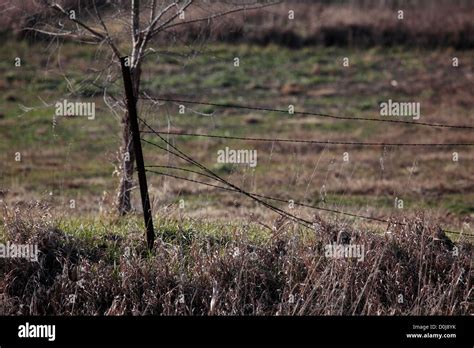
[144,1,178,35]
[149,0,157,24]
[157,1,281,34]
[23,26,100,43]
[130,0,142,67]
[149,0,194,37]
[48,2,106,40]
[93,1,122,59]
[135,0,193,67]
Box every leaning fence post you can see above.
[120,56,155,250]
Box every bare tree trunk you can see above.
[116,110,135,215]
[116,0,143,215]
[116,63,141,215]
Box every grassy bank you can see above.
[0,206,471,315]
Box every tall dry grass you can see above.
[2,0,474,48]
[1,204,471,315]
[174,1,474,48]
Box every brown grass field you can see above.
[0,0,472,317]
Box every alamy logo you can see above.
[18,322,56,341]
[324,243,365,262]
[55,99,95,120]
[0,242,39,262]
[217,147,257,167]
[380,99,420,120]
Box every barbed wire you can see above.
[141,130,474,147]
[138,96,474,130]
[139,120,473,237]
[139,118,317,229]
[145,164,398,224]
[144,166,473,237]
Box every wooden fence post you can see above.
[120,57,155,250]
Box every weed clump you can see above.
[1,206,471,315]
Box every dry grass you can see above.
[161,1,474,49]
[1,204,471,315]
[2,1,474,48]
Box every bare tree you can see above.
[23,0,278,215]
